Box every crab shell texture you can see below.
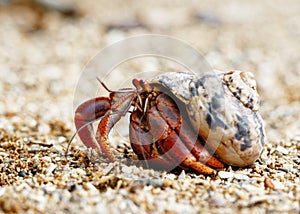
[147,70,266,167]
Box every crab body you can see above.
[72,71,266,174]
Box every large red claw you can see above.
[74,97,111,149]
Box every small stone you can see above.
[69,184,77,192]
[18,171,27,177]
[276,145,289,155]
[148,178,163,188]
[57,136,67,143]
[171,181,181,191]
[272,180,285,190]
[218,171,234,179]
[45,163,57,176]
[282,164,293,172]
[249,195,270,205]
[163,179,173,188]
[234,173,249,180]
[121,165,132,174]
[152,187,161,194]
[178,170,186,180]
[292,158,300,164]
[42,156,52,163]
[0,152,9,157]
[264,177,275,189]
[209,193,227,207]
[82,182,98,193]
[164,173,176,180]
[102,164,114,175]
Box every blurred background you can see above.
[0,0,299,142]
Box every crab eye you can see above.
[223,71,260,111]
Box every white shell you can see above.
[149,70,266,167]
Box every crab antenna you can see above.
[96,77,136,93]
[96,77,113,92]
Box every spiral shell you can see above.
[149,70,266,167]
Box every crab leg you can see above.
[95,91,137,161]
[147,104,221,174]
[129,92,224,174]
[96,110,122,161]
[155,94,224,168]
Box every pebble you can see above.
[18,170,27,177]
[121,165,132,174]
[209,193,227,207]
[164,173,176,180]
[292,158,300,164]
[163,179,173,188]
[178,170,186,180]
[42,156,52,163]
[57,136,67,143]
[272,181,285,190]
[46,164,57,176]
[264,177,275,190]
[102,164,114,175]
[218,171,234,179]
[82,183,98,193]
[234,173,250,180]
[0,152,9,157]
[276,146,289,155]
[148,178,163,188]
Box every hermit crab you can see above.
[70,70,266,175]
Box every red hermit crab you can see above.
[70,71,266,175]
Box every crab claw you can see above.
[73,89,137,161]
[74,97,111,149]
